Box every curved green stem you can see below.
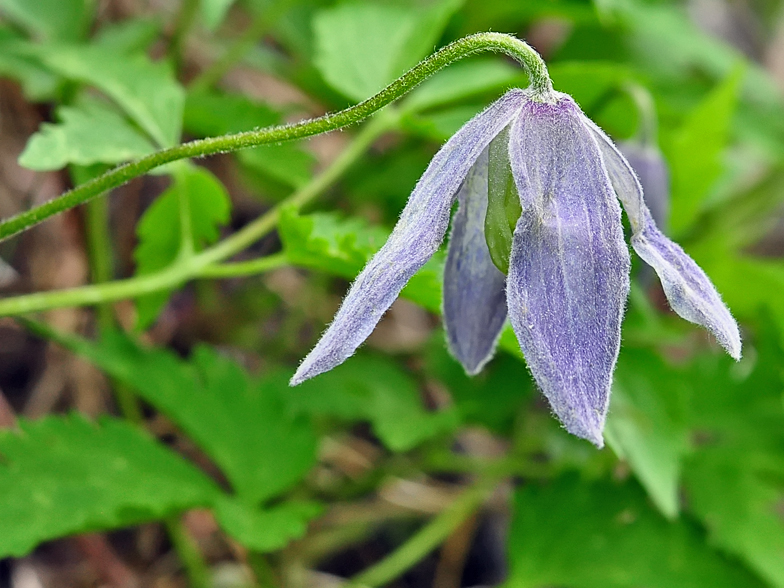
[0,32,550,243]
[0,107,397,317]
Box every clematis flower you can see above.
[290,87,741,447]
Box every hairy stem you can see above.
[0,32,550,243]
[0,109,397,316]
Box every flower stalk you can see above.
[0,33,550,243]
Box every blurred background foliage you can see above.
[0,0,784,586]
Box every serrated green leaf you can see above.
[133,166,231,329]
[19,96,156,171]
[680,328,784,587]
[313,0,463,101]
[200,0,237,29]
[278,206,443,312]
[0,414,219,558]
[184,89,314,188]
[214,497,322,552]
[666,67,743,234]
[0,0,93,42]
[40,46,184,147]
[39,328,317,505]
[506,475,766,588]
[604,349,690,519]
[290,355,458,452]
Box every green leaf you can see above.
[93,17,162,53]
[313,0,463,101]
[0,414,219,558]
[0,30,60,100]
[549,61,636,114]
[184,89,280,135]
[679,328,784,588]
[19,95,156,171]
[184,89,314,188]
[278,206,443,312]
[133,166,231,329]
[403,59,521,113]
[214,497,322,552]
[238,145,315,189]
[604,349,690,519]
[290,355,458,452]
[425,334,533,434]
[0,0,93,42]
[666,67,743,234]
[41,328,317,505]
[41,46,185,147]
[200,0,237,29]
[506,475,766,588]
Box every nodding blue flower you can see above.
[290,88,741,448]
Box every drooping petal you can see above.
[506,94,630,447]
[291,90,526,385]
[587,121,742,360]
[443,148,508,375]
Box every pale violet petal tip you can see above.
[290,90,526,385]
[506,94,629,447]
[443,149,508,375]
[632,224,742,360]
[585,116,741,360]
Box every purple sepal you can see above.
[443,148,508,375]
[631,219,742,359]
[587,122,741,360]
[291,90,526,385]
[506,95,630,447]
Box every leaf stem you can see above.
[165,516,211,588]
[346,477,499,588]
[0,32,550,243]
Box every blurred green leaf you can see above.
[0,0,93,42]
[291,355,458,452]
[184,88,280,135]
[93,17,162,53]
[19,95,156,171]
[214,497,322,552]
[134,166,231,329]
[549,61,636,115]
[238,145,315,189]
[41,46,184,146]
[201,0,237,29]
[403,59,521,113]
[506,475,766,588]
[680,328,784,588]
[425,334,533,434]
[0,29,60,99]
[0,415,219,558]
[184,89,314,188]
[279,206,443,312]
[42,329,318,505]
[313,0,463,101]
[666,67,743,234]
[605,349,689,519]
